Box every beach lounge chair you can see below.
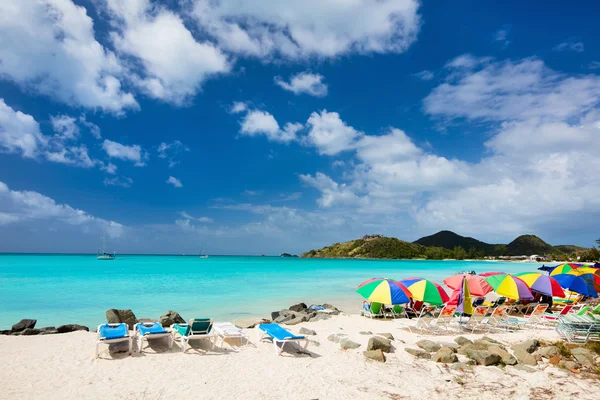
[171,318,218,353]
[257,323,308,355]
[556,314,600,343]
[465,306,490,333]
[479,305,509,332]
[503,304,549,330]
[360,302,384,318]
[95,323,132,358]
[213,322,250,347]
[133,322,173,353]
[542,305,573,323]
[432,305,458,332]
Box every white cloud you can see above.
[157,140,189,167]
[50,115,79,140]
[300,173,364,208]
[355,128,422,163]
[0,0,138,113]
[79,115,102,139]
[102,139,147,166]
[0,99,47,158]
[189,0,421,59]
[106,0,230,104]
[166,176,183,188]
[239,110,301,143]
[100,162,118,175]
[493,28,510,47]
[179,211,213,223]
[554,40,584,53]
[230,101,248,114]
[414,70,434,81]
[104,176,133,188]
[275,72,328,97]
[0,181,124,237]
[590,62,600,70]
[305,110,362,155]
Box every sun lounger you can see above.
[542,305,573,323]
[465,306,490,333]
[257,323,308,355]
[171,318,218,353]
[432,305,459,332]
[360,302,384,318]
[133,322,173,353]
[556,314,600,343]
[479,305,510,332]
[96,323,132,358]
[213,322,250,346]
[503,304,549,330]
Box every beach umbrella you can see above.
[443,274,494,297]
[514,272,565,297]
[398,277,450,305]
[356,278,412,305]
[537,265,555,273]
[567,268,600,292]
[550,264,582,276]
[552,274,598,298]
[479,271,504,277]
[456,277,474,315]
[446,289,460,306]
[484,274,534,301]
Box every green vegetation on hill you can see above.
[506,235,555,256]
[414,230,496,254]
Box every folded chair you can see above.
[213,322,250,347]
[257,323,308,355]
[171,318,218,353]
[133,322,173,353]
[96,323,132,358]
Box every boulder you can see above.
[340,339,361,350]
[473,339,502,349]
[0,330,12,335]
[367,336,392,353]
[308,313,331,322]
[274,314,293,324]
[454,336,473,346]
[488,345,517,365]
[433,347,459,363]
[38,327,59,335]
[571,348,594,367]
[451,362,474,371]
[512,339,538,354]
[359,331,373,335]
[513,364,536,373]
[481,336,502,344]
[299,327,316,335]
[536,346,560,359]
[271,311,280,320]
[12,319,36,332]
[289,303,307,312]
[105,309,137,329]
[234,318,269,329]
[57,324,89,333]
[416,339,441,353]
[158,311,185,327]
[438,342,460,350]
[377,333,394,341]
[284,316,306,326]
[19,328,42,336]
[327,333,348,343]
[363,349,386,362]
[466,350,501,366]
[405,348,431,360]
[322,304,341,314]
[513,347,538,366]
[457,342,492,356]
[559,360,579,370]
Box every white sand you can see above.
[1,314,598,400]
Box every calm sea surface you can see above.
[0,255,543,329]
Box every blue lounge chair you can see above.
[171,318,217,353]
[257,323,308,355]
[96,323,132,358]
[134,322,173,353]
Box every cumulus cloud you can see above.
[275,72,328,97]
[0,181,124,237]
[189,0,421,59]
[239,110,302,143]
[305,110,362,155]
[166,176,183,188]
[157,140,189,167]
[102,139,147,166]
[230,101,248,114]
[51,115,80,141]
[0,0,138,113]
[79,115,102,139]
[0,99,47,158]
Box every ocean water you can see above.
[0,255,543,329]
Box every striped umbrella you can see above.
[552,274,598,298]
[567,268,600,292]
[356,278,412,305]
[550,263,582,276]
[443,274,494,297]
[398,277,450,305]
[484,274,534,301]
[479,271,505,277]
[514,272,565,297]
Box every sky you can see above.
[1,0,600,255]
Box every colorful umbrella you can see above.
[356,278,412,305]
[550,263,582,276]
[514,272,566,297]
[552,274,598,298]
[484,274,534,300]
[443,274,493,296]
[567,268,600,292]
[456,276,473,315]
[479,271,504,277]
[398,277,450,305]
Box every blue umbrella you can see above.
[552,274,598,298]
[537,264,555,273]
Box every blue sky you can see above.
[1,0,599,254]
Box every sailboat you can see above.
[97,232,115,260]
[199,244,209,259]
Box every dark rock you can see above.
[405,348,431,359]
[289,302,307,312]
[274,314,293,324]
[417,339,441,353]
[363,349,386,362]
[340,339,361,350]
[327,333,348,343]
[12,319,36,332]
[454,336,473,346]
[299,327,316,335]
[137,318,154,323]
[359,331,373,335]
[308,313,331,322]
[57,324,89,333]
[322,303,340,312]
[105,309,137,329]
[367,336,392,353]
[284,316,306,326]
[377,333,394,341]
[158,311,185,327]
[271,311,280,320]
[488,345,517,365]
[19,328,42,336]
[0,330,11,335]
[38,328,59,335]
[434,347,459,363]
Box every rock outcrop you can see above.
[158,311,185,327]
[363,349,386,362]
[12,319,36,332]
[367,336,392,353]
[105,309,137,329]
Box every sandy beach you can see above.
[1,313,599,400]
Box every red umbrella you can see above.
[479,271,504,277]
[446,289,460,306]
[443,274,494,297]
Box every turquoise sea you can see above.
[0,255,543,329]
